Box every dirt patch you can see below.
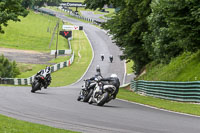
[0,47,55,64]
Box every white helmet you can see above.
[110,74,118,78]
[96,65,101,73]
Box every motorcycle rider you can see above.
[90,65,103,80]
[35,66,51,89]
[99,74,120,99]
[109,55,113,63]
[101,54,104,61]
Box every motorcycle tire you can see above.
[77,96,81,101]
[88,97,93,104]
[83,89,93,102]
[31,82,40,93]
[97,92,109,106]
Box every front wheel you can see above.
[77,96,81,101]
[31,82,41,93]
[97,92,109,106]
[83,89,93,102]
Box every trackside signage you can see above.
[60,2,86,7]
[62,25,83,30]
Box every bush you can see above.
[0,55,20,78]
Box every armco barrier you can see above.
[131,80,200,102]
[0,51,74,85]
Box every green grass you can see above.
[117,87,200,116]
[16,55,71,78]
[0,11,68,52]
[138,50,200,81]
[126,60,134,74]
[0,114,78,133]
[48,55,71,63]
[50,30,92,87]
[17,63,46,78]
[16,30,92,87]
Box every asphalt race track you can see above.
[0,8,200,133]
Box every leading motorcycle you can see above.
[88,81,116,106]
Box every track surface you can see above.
[0,9,200,133]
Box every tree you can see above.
[143,0,200,63]
[0,0,28,33]
[84,0,152,74]
[0,55,20,78]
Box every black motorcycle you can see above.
[31,75,46,93]
[109,56,113,63]
[77,79,96,102]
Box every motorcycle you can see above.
[109,56,113,63]
[31,74,47,93]
[88,81,116,106]
[77,79,96,102]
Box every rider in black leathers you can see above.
[99,74,120,99]
[35,66,52,89]
[89,65,103,80]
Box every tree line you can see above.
[84,0,200,74]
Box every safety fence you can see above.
[131,80,200,102]
[0,51,74,85]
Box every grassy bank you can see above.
[16,30,92,87]
[0,11,68,51]
[0,114,78,133]
[117,87,200,116]
[50,30,92,87]
[126,60,134,74]
[138,50,200,81]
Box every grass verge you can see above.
[50,30,92,87]
[138,50,200,81]
[16,30,92,87]
[126,60,134,74]
[117,87,200,116]
[0,114,78,133]
[0,11,68,52]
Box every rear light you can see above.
[41,77,44,80]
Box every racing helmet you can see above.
[96,65,101,73]
[45,66,51,73]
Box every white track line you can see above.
[117,98,200,118]
[69,30,94,86]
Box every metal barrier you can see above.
[131,80,200,102]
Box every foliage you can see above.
[0,55,20,78]
[0,0,28,33]
[143,0,200,63]
[138,50,200,81]
[84,0,200,75]
[102,0,152,74]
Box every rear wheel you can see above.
[77,96,81,101]
[97,92,109,106]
